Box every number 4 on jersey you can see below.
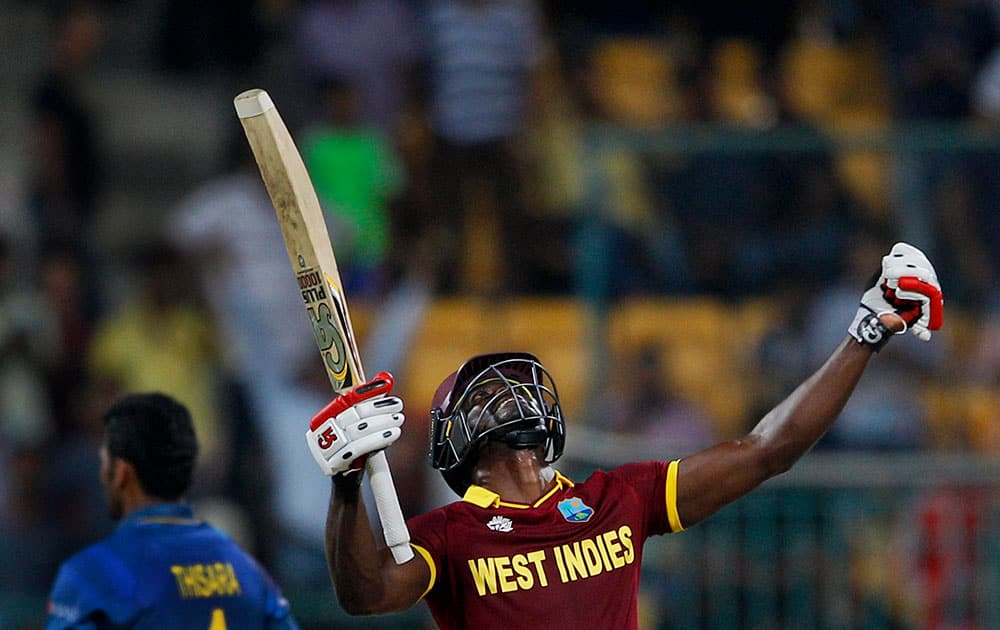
[209,608,226,629]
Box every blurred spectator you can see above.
[597,342,717,458]
[28,0,104,257]
[651,39,773,295]
[651,36,857,296]
[927,170,996,310]
[0,236,105,596]
[38,244,99,432]
[167,135,371,582]
[875,1,998,278]
[750,283,814,417]
[805,230,943,450]
[572,37,695,300]
[293,0,420,135]
[0,236,57,449]
[973,40,1000,120]
[514,44,581,293]
[733,74,856,294]
[420,0,549,294]
[86,241,231,495]
[878,0,997,120]
[963,52,1000,308]
[167,135,317,386]
[899,487,990,629]
[41,379,117,581]
[302,76,406,298]
[0,447,64,598]
[753,227,938,450]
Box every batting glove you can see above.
[307,372,404,476]
[849,242,944,351]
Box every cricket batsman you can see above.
[305,242,943,628]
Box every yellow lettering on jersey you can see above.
[494,556,517,593]
[466,527,637,596]
[580,539,603,576]
[603,530,626,569]
[550,527,635,582]
[468,552,551,596]
[561,541,586,581]
[552,545,569,583]
[594,533,613,571]
[524,551,548,587]
[619,526,635,563]
[511,554,533,590]
[170,563,243,598]
[468,557,500,596]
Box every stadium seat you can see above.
[607,298,770,437]
[588,37,681,127]
[399,298,590,420]
[494,298,589,420]
[709,39,775,126]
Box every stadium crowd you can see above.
[2,1,1000,628]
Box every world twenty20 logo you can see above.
[557,498,594,523]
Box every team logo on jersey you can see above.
[486,515,514,532]
[557,498,594,522]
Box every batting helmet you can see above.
[429,352,566,497]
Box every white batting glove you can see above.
[849,242,944,351]
[306,372,404,476]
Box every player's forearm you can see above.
[748,336,871,474]
[325,476,390,614]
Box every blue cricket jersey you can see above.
[45,503,299,629]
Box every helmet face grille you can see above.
[429,354,566,494]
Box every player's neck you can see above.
[121,489,178,518]
[473,448,552,504]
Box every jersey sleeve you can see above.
[406,509,449,600]
[607,460,684,536]
[46,543,142,630]
[241,554,299,629]
[263,581,297,626]
[45,561,106,630]
[265,608,301,630]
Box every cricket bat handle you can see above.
[367,451,414,563]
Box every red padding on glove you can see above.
[897,276,944,331]
[309,372,395,431]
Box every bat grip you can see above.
[366,451,414,564]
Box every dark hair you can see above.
[103,393,198,500]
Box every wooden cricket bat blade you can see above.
[234,88,413,564]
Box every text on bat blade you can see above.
[307,302,349,383]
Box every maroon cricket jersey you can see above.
[407,460,684,629]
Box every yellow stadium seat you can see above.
[399,298,491,414]
[400,297,777,438]
[589,37,682,127]
[710,39,774,126]
[606,298,764,438]
[399,298,591,420]
[495,298,589,420]
[780,40,852,123]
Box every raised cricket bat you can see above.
[234,89,413,564]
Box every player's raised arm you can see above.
[306,374,431,614]
[673,242,943,529]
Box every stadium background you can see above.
[2,1,1000,628]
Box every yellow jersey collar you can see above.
[462,470,575,509]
